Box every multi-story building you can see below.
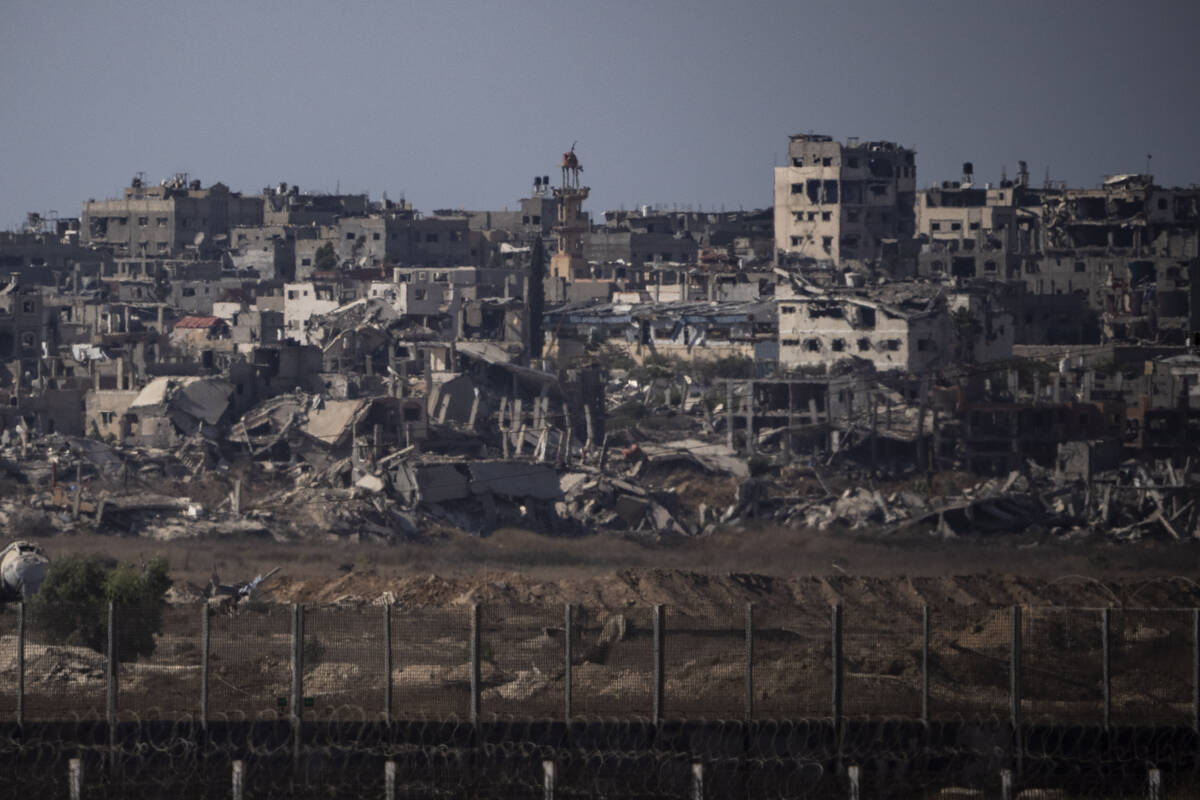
[0,277,57,381]
[773,134,916,265]
[293,213,484,277]
[776,279,1013,374]
[0,226,111,285]
[261,183,371,226]
[915,169,1200,344]
[81,175,262,257]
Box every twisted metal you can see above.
[2,713,1199,798]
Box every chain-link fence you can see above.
[1,601,1198,726]
[3,601,1200,797]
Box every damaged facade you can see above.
[0,139,1197,550]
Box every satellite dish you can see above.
[193,232,206,247]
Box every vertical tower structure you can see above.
[550,145,590,281]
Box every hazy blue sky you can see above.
[2,0,1198,229]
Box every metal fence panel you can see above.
[843,604,923,718]
[1111,608,1193,725]
[664,609,745,719]
[116,603,202,721]
[0,601,1196,726]
[1022,607,1103,724]
[572,606,654,718]
[752,604,830,718]
[389,606,470,718]
[0,605,17,720]
[929,606,1010,719]
[21,602,107,720]
[304,604,387,721]
[207,603,291,720]
[481,603,563,718]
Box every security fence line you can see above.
[6,600,1200,799]
[3,602,1200,728]
[46,754,1181,800]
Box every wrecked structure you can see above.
[776,273,1013,373]
[543,299,778,365]
[0,141,1196,553]
[773,134,917,269]
[915,168,1200,346]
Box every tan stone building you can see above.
[82,175,262,257]
[773,134,916,265]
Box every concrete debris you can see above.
[3,158,1200,554]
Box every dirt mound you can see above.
[259,569,1200,615]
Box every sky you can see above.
[2,0,1199,230]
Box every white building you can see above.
[777,277,1012,373]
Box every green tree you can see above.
[31,554,172,661]
[313,241,337,272]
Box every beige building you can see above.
[776,280,1012,373]
[773,134,916,265]
[283,281,353,344]
[82,175,262,257]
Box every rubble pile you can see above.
[4,351,1200,547]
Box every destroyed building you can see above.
[914,168,1200,346]
[544,299,778,365]
[775,275,1013,374]
[773,134,917,268]
[1,141,1199,550]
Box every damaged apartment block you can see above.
[0,136,1199,549]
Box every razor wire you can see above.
[3,601,1200,797]
[2,715,1199,798]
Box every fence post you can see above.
[470,603,481,725]
[291,603,303,769]
[384,604,392,724]
[16,601,24,727]
[107,600,117,768]
[1148,766,1162,800]
[232,759,245,800]
[1010,606,1022,730]
[921,605,929,724]
[1193,608,1199,734]
[200,605,210,730]
[68,757,82,800]
[107,601,117,723]
[745,603,754,722]
[384,760,396,800]
[1000,768,1013,800]
[831,604,843,727]
[1102,608,1111,729]
[652,605,665,723]
[564,604,573,722]
[543,759,557,800]
[692,761,704,800]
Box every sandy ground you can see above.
[25,522,1200,610]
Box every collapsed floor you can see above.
[2,363,1200,548]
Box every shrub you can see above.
[31,554,171,661]
[302,635,325,669]
[313,242,337,271]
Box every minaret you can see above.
[549,144,590,281]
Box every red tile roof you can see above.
[174,315,223,329]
